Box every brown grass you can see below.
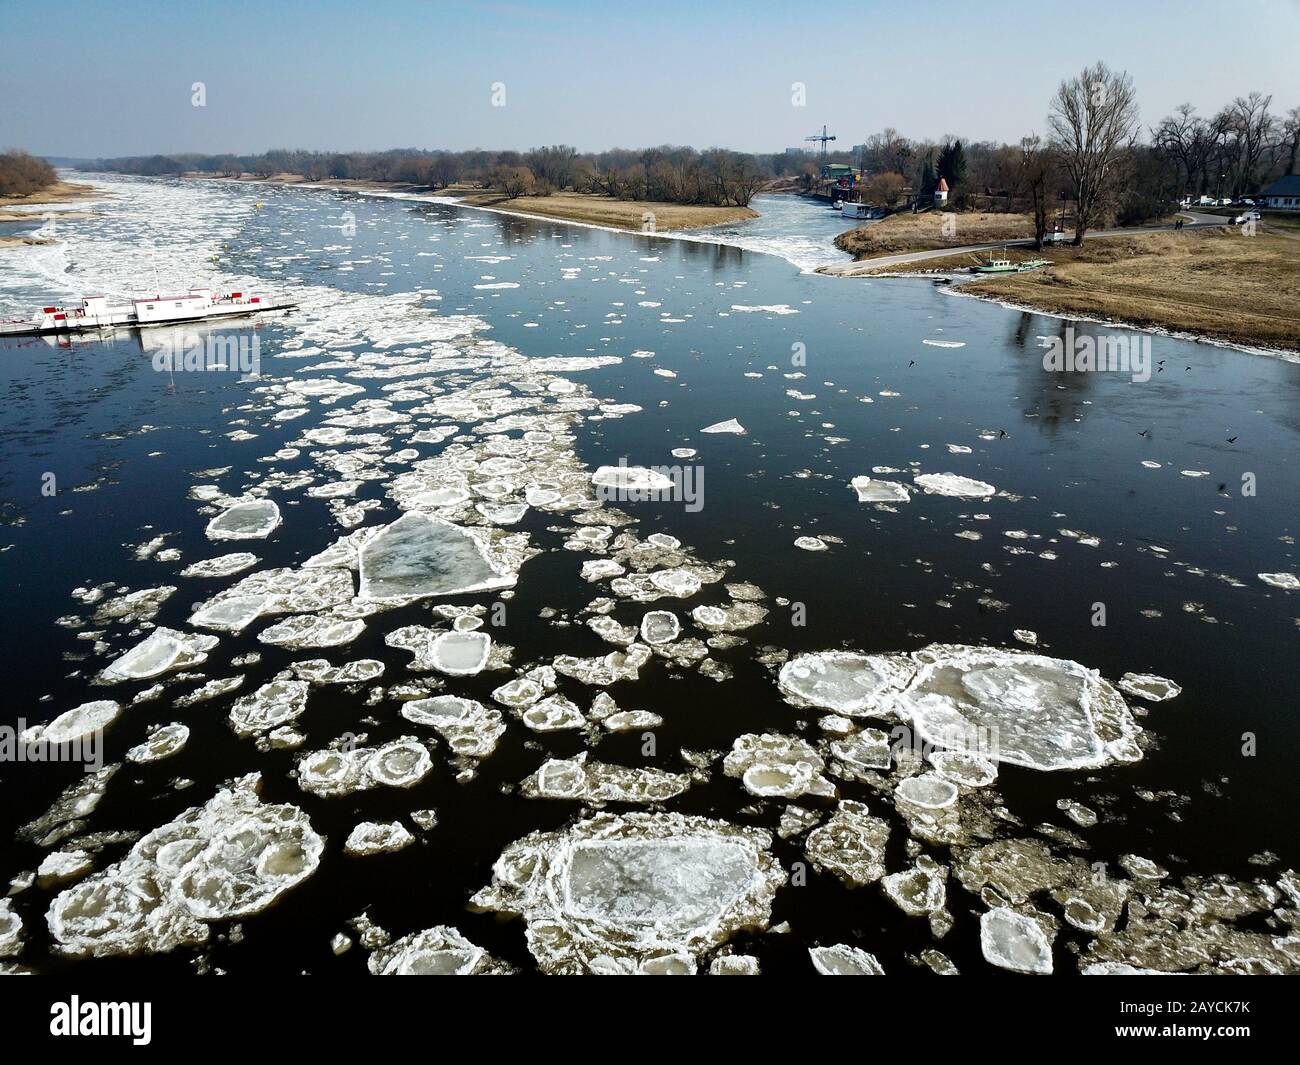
[872,230,1299,352]
[836,210,1035,256]
[0,180,101,209]
[444,189,758,231]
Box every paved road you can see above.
[820,211,1230,276]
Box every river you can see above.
[0,173,1296,975]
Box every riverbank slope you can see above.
[863,229,1300,353]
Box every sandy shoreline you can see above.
[0,180,102,213]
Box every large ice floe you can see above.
[296,738,433,797]
[980,907,1054,974]
[913,473,996,499]
[358,511,517,601]
[100,628,219,682]
[779,644,1144,771]
[46,775,322,957]
[470,812,785,973]
[205,499,282,541]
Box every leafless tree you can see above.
[1019,136,1061,248]
[1223,92,1275,195]
[1281,106,1300,177]
[1048,62,1140,244]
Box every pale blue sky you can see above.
[3,0,1298,157]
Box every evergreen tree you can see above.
[919,154,938,197]
[936,140,967,188]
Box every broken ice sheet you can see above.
[470,811,784,974]
[296,738,433,797]
[358,511,517,601]
[893,644,1144,771]
[849,476,911,504]
[344,821,415,856]
[1117,672,1182,702]
[100,628,218,683]
[723,733,836,800]
[780,644,1144,771]
[522,753,692,805]
[913,473,996,499]
[205,499,282,541]
[20,700,121,747]
[805,801,890,887]
[401,695,506,761]
[228,678,310,738]
[809,943,884,974]
[980,906,1054,974]
[367,926,511,975]
[47,774,322,957]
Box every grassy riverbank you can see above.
[429,187,758,231]
[836,210,1036,256]
[869,229,1300,352]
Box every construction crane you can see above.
[806,125,837,161]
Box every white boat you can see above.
[0,288,296,338]
[840,202,879,220]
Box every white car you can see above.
[1233,211,1261,224]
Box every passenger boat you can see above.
[0,288,296,338]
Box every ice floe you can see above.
[358,512,517,601]
[913,473,996,498]
[980,907,1054,974]
[47,774,321,957]
[368,926,510,975]
[205,500,282,541]
[470,811,784,973]
[345,821,415,856]
[850,476,911,504]
[809,943,884,974]
[100,628,218,682]
[1118,672,1182,702]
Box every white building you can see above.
[1258,174,1300,210]
[933,177,949,207]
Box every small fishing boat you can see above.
[971,257,1050,275]
[0,288,296,338]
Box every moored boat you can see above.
[0,288,296,338]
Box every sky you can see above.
[3,0,1298,159]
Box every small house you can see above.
[1257,174,1300,211]
[934,177,949,207]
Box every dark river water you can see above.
[0,175,1296,975]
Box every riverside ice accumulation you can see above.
[6,177,1299,976]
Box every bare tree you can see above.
[490,164,535,199]
[1282,106,1300,177]
[1019,136,1061,248]
[1152,104,1212,195]
[1048,62,1140,244]
[1224,92,1274,195]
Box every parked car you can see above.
[1233,210,1261,224]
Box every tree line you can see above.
[94,144,786,208]
[84,65,1298,238]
